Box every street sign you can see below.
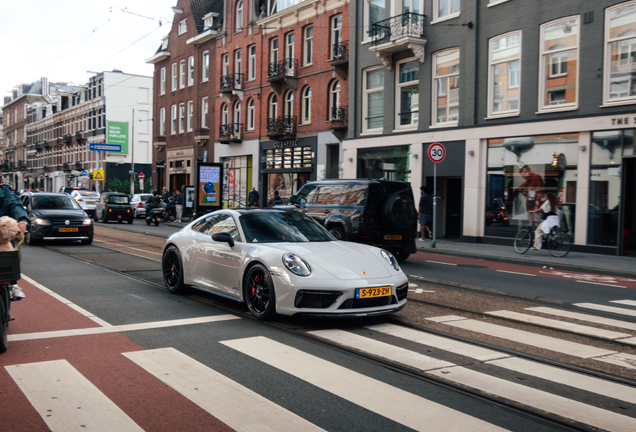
[89,143,122,152]
[81,177,88,185]
[81,170,88,177]
[428,143,446,163]
[138,173,145,180]
[93,170,104,181]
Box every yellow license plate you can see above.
[118,215,122,219]
[384,235,402,240]
[59,227,78,232]
[356,286,392,299]
[156,218,161,221]
[87,201,95,205]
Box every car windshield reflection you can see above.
[33,196,82,210]
[240,211,334,243]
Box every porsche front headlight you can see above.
[380,250,400,271]
[282,253,312,277]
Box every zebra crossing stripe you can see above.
[5,359,143,432]
[123,348,325,432]
[525,307,636,331]
[611,300,636,307]
[221,336,510,432]
[574,303,636,318]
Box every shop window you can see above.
[485,133,579,239]
[221,155,253,208]
[356,145,411,181]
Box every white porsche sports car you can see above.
[161,209,408,320]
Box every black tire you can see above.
[328,225,345,240]
[181,210,192,222]
[162,246,187,294]
[0,289,8,353]
[154,219,160,226]
[128,219,133,225]
[381,195,417,231]
[101,211,108,223]
[25,227,40,246]
[146,218,151,225]
[81,236,93,245]
[393,250,410,262]
[549,229,571,258]
[118,220,123,224]
[244,263,276,320]
[514,229,532,254]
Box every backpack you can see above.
[274,196,283,205]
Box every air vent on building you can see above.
[583,11,593,24]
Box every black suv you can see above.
[289,179,417,261]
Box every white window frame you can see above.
[487,0,510,6]
[329,81,341,120]
[269,94,278,119]
[171,63,178,91]
[331,15,342,60]
[171,105,177,134]
[188,56,195,86]
[395,57,419,131]
[233,102,241,125]
[221,103,229,126]
[160,108,166,135]
[222,53,230,76]
[187,100,193,131]
[603,1,636,106]
[433,0,460,23]
[178,19,187,35]
[284,90,294,117]
[179,59,186,89]
[179,103,185,133]
[202,51,209,82]
[248,45,256,81]
[160,67,166,95]
[236,1,243,31]
[247,98,255,131]
[304,26,313,66]
[271,38,279,64]
[235,50,242,82]
[432,49,460,127]
[286,32,295,61]
[202,97,208,128]
[487,30,522,119]
[302,86,312,124]
[538,16,579,113]
[362,66,384,134]
[364,0,385,43]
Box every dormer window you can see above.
[178,19,187,35]
[161,36,169,50]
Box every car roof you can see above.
[26,192,71,197]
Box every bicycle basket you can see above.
[0,251,20,283]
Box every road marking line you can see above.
[594,352,636,370]
[427,366,636,431]
[125,247,162,256]
[366,323,507,361]
[425,260,458,266]
[124,348,324,432]
[496,270,536,276]
[6,359,144,432]
[574,303,636,318]
[308,329,456,370]
[221,336,509,432]
[8,315,239,342]
[409,289,435,293]
[576,280,627,288]
[611,300,636,307]
[426,315,468,323]
[434,318,616,359]
[485,310,632,340]
[526,307,636,331]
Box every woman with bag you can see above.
[529,192,559,250]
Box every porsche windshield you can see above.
[241,211,334,243]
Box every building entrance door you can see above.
[621,158,636,256]
[445,177,462,237]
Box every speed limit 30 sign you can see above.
[428,142,446,163]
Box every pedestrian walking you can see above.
[248,186,260,208]
[174,190,184,222]
[418,186,433,241]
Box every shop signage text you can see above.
[273,139,299,148]
[611,116,636,125]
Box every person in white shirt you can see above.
[529,192,559,250]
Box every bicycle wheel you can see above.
[180,208,193,222]
[549,229,571,258]
[514,229,533,254]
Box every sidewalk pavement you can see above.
[416,238,636,278]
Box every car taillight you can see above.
[75,198,81,203]
[127,209,130,213]
[108,208,112,212]
[137,202,143,208]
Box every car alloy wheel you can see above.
[244,264,276,320]
[162,246,186,294]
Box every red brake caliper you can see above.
[252,274,259,296]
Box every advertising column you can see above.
[196,162,224,215]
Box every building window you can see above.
[234,102,241,126]
[539,17,579,111]
[270,38,279,65]
[160,67,166,95]
[222,53,229,76]
[171,63,177,91]
[363,67,384,133]
[202,51,209,82]
[269,94,278,119]
[605,2,636,104]
[188,56,195,86]
[357,145,411,182]
[286,32,295,62]
[171,105,177,134]
[235,50,242,84]
[247,98,255,131]
[248,45,256,80]
[187,100,193,131]
[236,1,243,31]
[329,81,341,120]
[302,86,312,124]
[331,15,342,60]
[434,0,460,22]
[160,108,166,135]
[179,103,185,133]
[179,59,186,89]
[364,0,385,42]
[488,31,521,118]
[221,103,229,126]
[396,59,419,129]
[433,49,459,126]
[304,26,313,66]
[178,19,187,35]
[284,91,294,117]
[202,97,208,128]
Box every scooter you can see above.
[146,207,168,226]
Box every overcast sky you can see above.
[0,0,177,104]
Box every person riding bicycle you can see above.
[0,184,28,299]
[529,192,559,251]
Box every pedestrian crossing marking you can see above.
[611,299,636,307]
[123,348,324,432]
[485,310,633,340]
[221,336,510,432]
[525,306,636,331]
[6,359,143,432]
[574,303,636,318]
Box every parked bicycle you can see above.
[514,217,572,257]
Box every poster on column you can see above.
[196,162,223,214]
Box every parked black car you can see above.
[20,192,93,245]
[289,179,417,261]
[95,192,134,224]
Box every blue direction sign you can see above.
[81,170,88,177]
[89,143,121,152]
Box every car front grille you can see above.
[47,218,85,226]
[339,295,397,309]
[294,290,342,309]
[396,282,408,301]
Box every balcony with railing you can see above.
[220,73,244,93]
[369,13,427,68]
[267,116,296,138]
[329,106,348,140]
[219,123,244,144]
[63,134,72,144]
[268,59,299,93]
[329,41,349,80]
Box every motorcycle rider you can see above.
[146,190,162,221]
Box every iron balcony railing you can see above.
[370,12,427,47]
[330,106,348,128]
[219,123,244,142]
[267,116,296,136]
[330,41,349,63]
[268,58,298,81]
[220,73,244,92]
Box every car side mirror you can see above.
[212,232,235,247]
